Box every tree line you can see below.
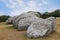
[41,9,60,18]
[0,15,10,22]
[0,9,60,22]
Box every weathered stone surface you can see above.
[11,11,56,38]
[27,11,41,17]
[5,17,13,24]
[18,17,42,31]
[26,17,56,38]
[13,11,41,28]
[46,17,56,32]
[12,16,18,28]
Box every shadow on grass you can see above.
[5,26,15,30]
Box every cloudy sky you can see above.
[0,0,60,16]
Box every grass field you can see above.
[0,18,60,40]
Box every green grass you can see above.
[24,36,51,40]
[5,26,14,30]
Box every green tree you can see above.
[0,15,10,22]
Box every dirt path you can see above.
[0,18,60,40]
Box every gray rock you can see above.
[26,17,56,38]
[12,16,18,28]
[5,17,13,24]
[12,11,56,38]
[27,11,41,17]
[18,17,42,31]
[13,11,41,28]
[46,17,56,32]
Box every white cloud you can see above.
[42,0,48,5]
[0,12,4,16]
[38,3,43,6]
[6,0,17,8]
[48,8,59,12]
[38,0,48,6]
[1,0,49,16]
[24,0,41,12]
[24,7,41,12]
[10,0,41,16]
[27,0,37,7]
[10,6,41,16]
[1,0,25,8]
[10,9,24,16]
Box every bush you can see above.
[0,15,10,22]
[41,9,60,19]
